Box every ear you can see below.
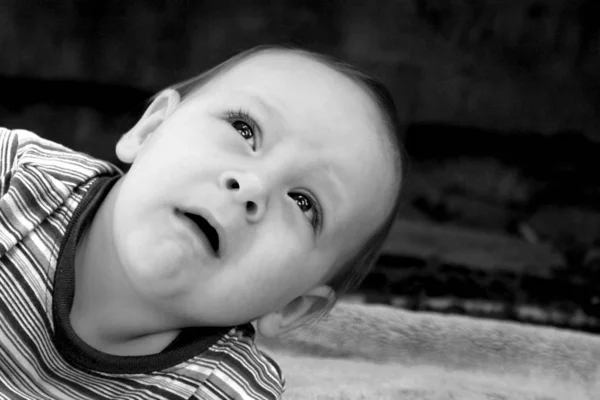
[116,89,180,164]
[256,285,334,338]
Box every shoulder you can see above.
[0,128,121,253]
[0,127,75,166]
[0,127,120,199]
[0,128,21,193]
[196,325,285,400]
[2,128,121,187]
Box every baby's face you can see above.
[113,52,398,326]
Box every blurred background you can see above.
[1,0,599,333]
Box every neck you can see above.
[70,178,179,356]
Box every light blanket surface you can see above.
[258,302,600,399]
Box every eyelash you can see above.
[226,109,258,150]
[225,108,324,232]
[290,191,323,233]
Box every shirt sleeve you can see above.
[0,128,76,255]
[0,128,20,199]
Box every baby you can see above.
[0,45,405,399]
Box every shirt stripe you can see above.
[0,128,285,399]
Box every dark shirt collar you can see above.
[52,175,239,374]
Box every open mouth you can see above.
[183,212,220,255]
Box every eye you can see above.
[289,192,323,232]
[227,109,258,151]
[232,120,256,150]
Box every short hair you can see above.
[163,44,407,304]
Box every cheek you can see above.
[171,114,239,145]
[187,125,252,168]
[321,208,378,272]
[245,223,318,287]
[334,172,397,257]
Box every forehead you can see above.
[203,51,381,129]
[195,51,398,251]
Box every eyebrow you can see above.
[248,94,279,121]
[313,164,343,207]
[244,94,283,141]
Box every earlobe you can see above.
[115,89,181,164]
[256,285,334,338]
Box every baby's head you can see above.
[114,45,406,337]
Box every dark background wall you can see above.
[2,1,600,136]
[1,0,599,331]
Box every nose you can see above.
[218,171,267,222]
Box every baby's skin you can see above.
[70,50,398,356]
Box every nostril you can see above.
[246,201,257,215]
[226,178,240,190]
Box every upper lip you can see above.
[179,207,224,257]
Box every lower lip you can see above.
[175,209,218,257]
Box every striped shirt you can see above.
[0,128,285,399]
